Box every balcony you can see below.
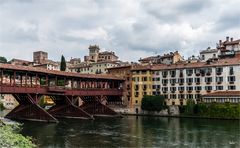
[187,82,192,85]
[206,82,211,85]
[217,81,222,84]
[206,90,211,93]
[187,90,192,93]
[179,90,184,93]
[195,73,200,76]
[163,83,167,86]
[196,90,201,93]
[187,73,192,76]
[206,72,211,76]
[196,82,200,85]
[163,75,167,78]
[229,81,234,84]
[216,72,222,75]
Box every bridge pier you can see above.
[48,96,94,119]
[80,96,121,117]
[6,94,58,123]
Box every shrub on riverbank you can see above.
[0,102,5,111]
[180,102,240,119]
[141,95,167,112]
[0,123,36,148]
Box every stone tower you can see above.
[88,45,100,62]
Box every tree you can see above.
[141,95,167,111]
[60,55,66,71]
[0,56,7,63]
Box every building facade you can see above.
[107,65,133,109]
[84,45,119,63]
[131,56,240,113]
[139,51,183,65]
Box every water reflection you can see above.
[19,116,239,148]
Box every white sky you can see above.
[0,0,239,62]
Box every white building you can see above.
[69,61,119,74]
[199,47,219,61]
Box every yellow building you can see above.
[131,65,153,113]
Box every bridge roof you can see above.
[0,63,124,81]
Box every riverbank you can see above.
[122,113,240,120]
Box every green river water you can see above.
[16,116,239,148]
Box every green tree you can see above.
[0,124,36,147]
[0,56,7,63]
[141,95,167,111]
[60,55,66,71]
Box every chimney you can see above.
[230,37,233,42]
[226,36,229,42]
[219,40,222,45]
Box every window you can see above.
[162,87,168,92]
[163,94,168,99]
[216,67,223,73]
[178,94,185,99]
[135,92,139,97]
[152,77,160,81]
[195,86,202,91]
[170,87,176,92]
[205,86,212,91]
[229,67,234,75]
[135,100,138,104]
[202,55,205,60]
[162,71,168,77]
[134,85,139,90]
[195,94,201,99]
[178,87,184,91]
[216,77,223,83]
[143,85,147,90]
[228,76,235,82]
[170,79,176,84]
[205,77,212,83]
[170,94,176,99]
[142,77,147,81]
[186,69,193,75]
[178,78,184,84]
[186,94,193,99]
[186,87,193,91]
[162,79,168,84]
[195,78,200,83]
[152,85,156,89]
[186,78,193,83]
[216,86,223,90]
[170,70,176,77]
[228,85,236,90]
[195,69,201,75]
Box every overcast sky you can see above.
[0,0,239,62]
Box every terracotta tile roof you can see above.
[107,65,131,70]
[132,56,240,71]
[202,91,240,97]
[0,63,124,80]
